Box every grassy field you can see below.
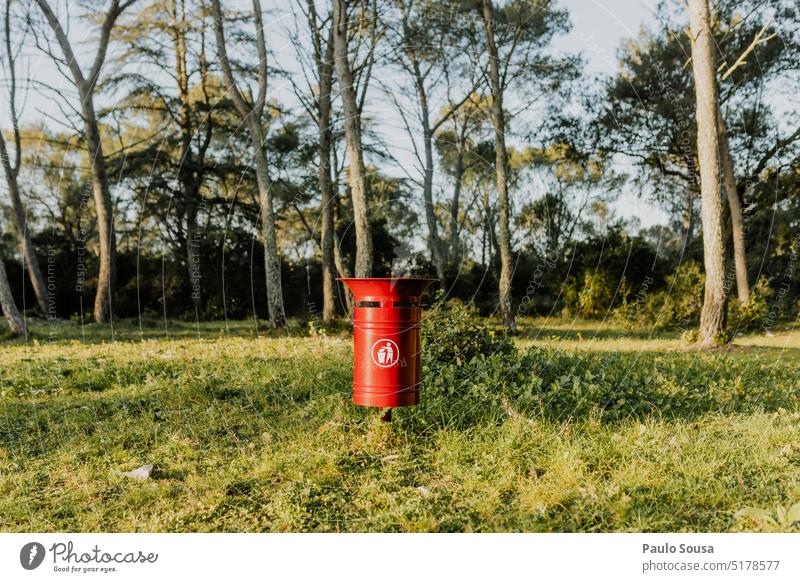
[1,315,799,532]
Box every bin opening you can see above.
[355,301,381,308]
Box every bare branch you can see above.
[719,21,776,81]
[34,0,86,89]
[252,0,267,114]
[210,0,251,117]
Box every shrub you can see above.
[414,296,518,427]
[421,295,515,368]
[681,328,700,343]
[728,277,773,333]
[562,271,617,319]
[577,271,617,319]
[558,275,577,318]
[411,293,799,431]
[615,260,704,330]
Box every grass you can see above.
[1,316,799,532]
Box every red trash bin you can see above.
[338,278,436,408]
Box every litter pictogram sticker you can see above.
[371,339,399,368]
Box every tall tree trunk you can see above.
[482,184,496,269]
[248,119,286,328]
[172,0,201,310]
[448,122,468,266]
[689,0,727,345]
[413,61,447,286]
[35,0,127,324]
[332,177,354,314]
[211,0,286,328]
[82,99,116,324]
[185,197,201,308]
[679,188,695,255]
[1,0,48,315]
[0,140,48,314]
[718,112,750,304]
[481,0,514,326]
[332,0,373,278]
[318,25,337,322]
[0,259,25,335]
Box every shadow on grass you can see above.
[0,359,352,460]
[4,317,355,346]
[518,325,672,341]
[406,343,800,431]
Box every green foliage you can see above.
[522,345,798,421]
[422,296,516,368]
[681,328,700,344]
[560,275,579,317]
[653,260,705,328]
[577,271,616,319]
[418,297,799,429]
[418,297,518,426]
[729,277,773,333]
[561,271,616,319]
[614,260,705,330]
[735,503,800,531]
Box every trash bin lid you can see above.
[338,278,436,301]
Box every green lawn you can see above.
[1,317,799,532]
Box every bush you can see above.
[561,271,617,319]
[728,277,773,333]
[577,271,617,319]
[411,293,799,431]
[614,260,704,330]
[422,295,515,368]
[412,338,800,430]
[414,297,518,427]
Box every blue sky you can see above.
[556,0,667,228]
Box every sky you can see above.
[557,0,656,74]
[556,0,668,228]
[7,0,670,232]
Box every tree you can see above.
[113,0,219,313]
[600,0,798,302]
[332,0,373,278]
[434,93,493,268]
[718,112,749,304]
[598,20,701,255]
[688,0,727,344]
[0,259,25,335]
[476,0,573,326]
[516,142,608,258]
[288,0,338,322]
[310,7,337,322]
[34,0,137,323]
[481,0,514,326]
[713,0,797,304]
[383,0,480,287]
[0,0,49,315]
[211,0,286,327]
